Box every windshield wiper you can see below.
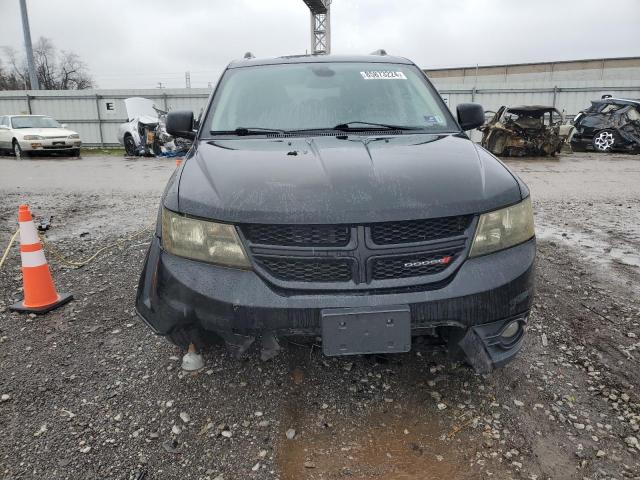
[332,121,425,131]
[209,127,288,136]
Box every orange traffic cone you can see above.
[10,205,73,314]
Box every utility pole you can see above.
[185,71,191,89]
[19,0,39,90]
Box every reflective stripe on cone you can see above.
[20,249,47,267]
[19,221,40,244]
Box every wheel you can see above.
[166,327,223,351]
[592,130,616,152]
[123,134,137,156]
[70,148,81,157]
[12,140,26,159]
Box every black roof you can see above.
[228,54,413,69]
[505,105,559,113]
[591,98,640,107]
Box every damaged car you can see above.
[570,97,640,153]
[135,54,536,373]
[480,105,567,156]
[117,97,191,157]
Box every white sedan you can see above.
[0,115,82,158]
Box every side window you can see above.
[0,116,6,127]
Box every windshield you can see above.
[205,62,457,135]
[11,116,61,129]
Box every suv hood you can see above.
[175,134,522,224]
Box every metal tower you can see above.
[302,0,331,54]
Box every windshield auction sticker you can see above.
[360,71,407,80]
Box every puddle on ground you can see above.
[275,364,482,480]
[277,406,466,479]
[536,224,640,269]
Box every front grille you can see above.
[370,215,472,245]
[255,256,352,282]
[243,215,474,289]
[372,251,458,280]
[242,224,350,247]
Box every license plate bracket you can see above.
[321,305,411,356]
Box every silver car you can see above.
[0,115,82,158]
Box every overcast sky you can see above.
[1,0,639,89]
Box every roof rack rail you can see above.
[370,49,387,56]
[243,52,255,60]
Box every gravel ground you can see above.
[1,152,639,480]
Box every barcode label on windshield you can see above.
[360,71,407,80]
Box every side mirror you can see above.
[456,103,485,131]
[166,110,195,140]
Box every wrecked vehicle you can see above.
[570,97,640,153]
[116,97,191,157]
[135,54,536,373]
[480,105,566,156]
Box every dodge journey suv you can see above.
[135,53,535,372]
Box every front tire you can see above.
[12,140,26,159]
[123,134,137,156]
[592,130,616,152]
[70,148,81,157]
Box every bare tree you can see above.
[0,37,93,90]
[2,46,28,88]
[58,51,93,90]
[0,56,25,90]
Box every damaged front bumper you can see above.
[135,236,535,371]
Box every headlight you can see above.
[67,134,80,139]
[23,135,44,140]
[161,208,251,269]
[469,197,534,257]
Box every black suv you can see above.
[135,54,535,372]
